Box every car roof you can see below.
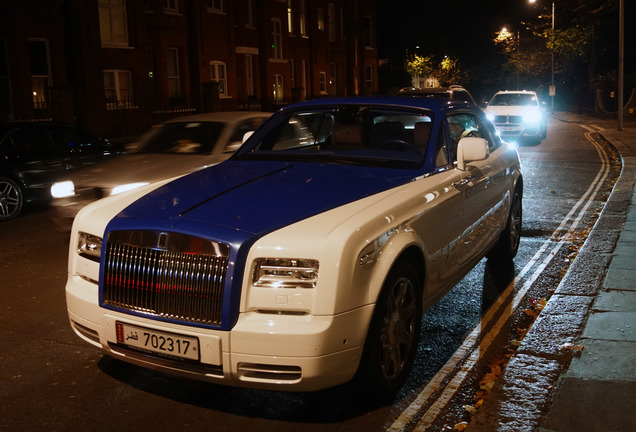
[163,111,271,124]
[281,95,477,115]
[0,120,83,140]
[493,90,537,95]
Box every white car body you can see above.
[486,90,547,144]
[65,97,522,396]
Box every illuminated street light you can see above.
[528,0,555,112]
[530,0,625,129]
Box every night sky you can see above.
[377,0,534,62]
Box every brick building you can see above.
[0,0,378,138]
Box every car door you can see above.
[448,112,508,266]
[4,124,70,200]
[409,123,467,293]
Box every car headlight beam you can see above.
[51,180,76,198]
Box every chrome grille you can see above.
[103,230,229,326]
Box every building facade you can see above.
[0,0,378,138]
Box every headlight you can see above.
[486,113,495,122]
[51,181,75,198]
[523,110,542,124]
[111,182,150,195]
[77,231,102,262]
[252,258,319,289]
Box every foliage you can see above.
[405,54,466,87]
[493,0,621,109]
[405,54,436,78]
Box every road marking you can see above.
[388,127,612,431]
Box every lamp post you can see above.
[529,0,555,112]
[618,0,624,131]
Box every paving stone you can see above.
[603,266,636,290]
[593,289,636,312]
[539,378,636,431]
[582,311,636,341]
[609,252,636,270]
[566,339,636,382]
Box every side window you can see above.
[447,112,496,154]
[434,125,450,167]
[47,125,100,151]
[9,126,53,151]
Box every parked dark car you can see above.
[0,121,123,220]
[398,85,477,105]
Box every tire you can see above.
[0,177,24,221]
[488,186,522,261]
[356,261,422,402]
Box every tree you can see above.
[518,0,620,110]
[404,54,466,87]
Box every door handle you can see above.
[452,176,475,189]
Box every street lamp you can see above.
[529,0,555,112]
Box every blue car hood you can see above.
[111,160,415,236]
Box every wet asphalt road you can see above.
[0,116,619,432]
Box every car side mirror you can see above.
[457,137,489,171]
[224,142,242,153]
[224,131,255,154]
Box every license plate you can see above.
[499,126,520,131]
[116,322,200,361]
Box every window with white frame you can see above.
[166,48,181,98]
[299,0,306,36]
[287,0,293,34]
[365,65,373,91]
[205,0,223,12]
[271,18,283,59]
[329,63,336,94]
[327,3,336,41]
[245,55,254,96]
[103,69,133,109]
[273,74,283,102]
[164,0,179,13]
[28,39,51,109]
[210,61,228,97]
[319,72,327,94]
[317,9,324,31]
[243,0,253,27]
[98,0,129,46]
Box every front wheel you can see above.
[0,177,24,221]
[356,261,422,402]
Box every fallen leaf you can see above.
[464,405,477,414]
[453,421,469,431]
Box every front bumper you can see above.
[494,124,540,139]
[66,274,372,392]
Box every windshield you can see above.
[489,93,539,107]
[237,106,433,168]
[129,121,225,155]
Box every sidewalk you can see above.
[467,114,636,432]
